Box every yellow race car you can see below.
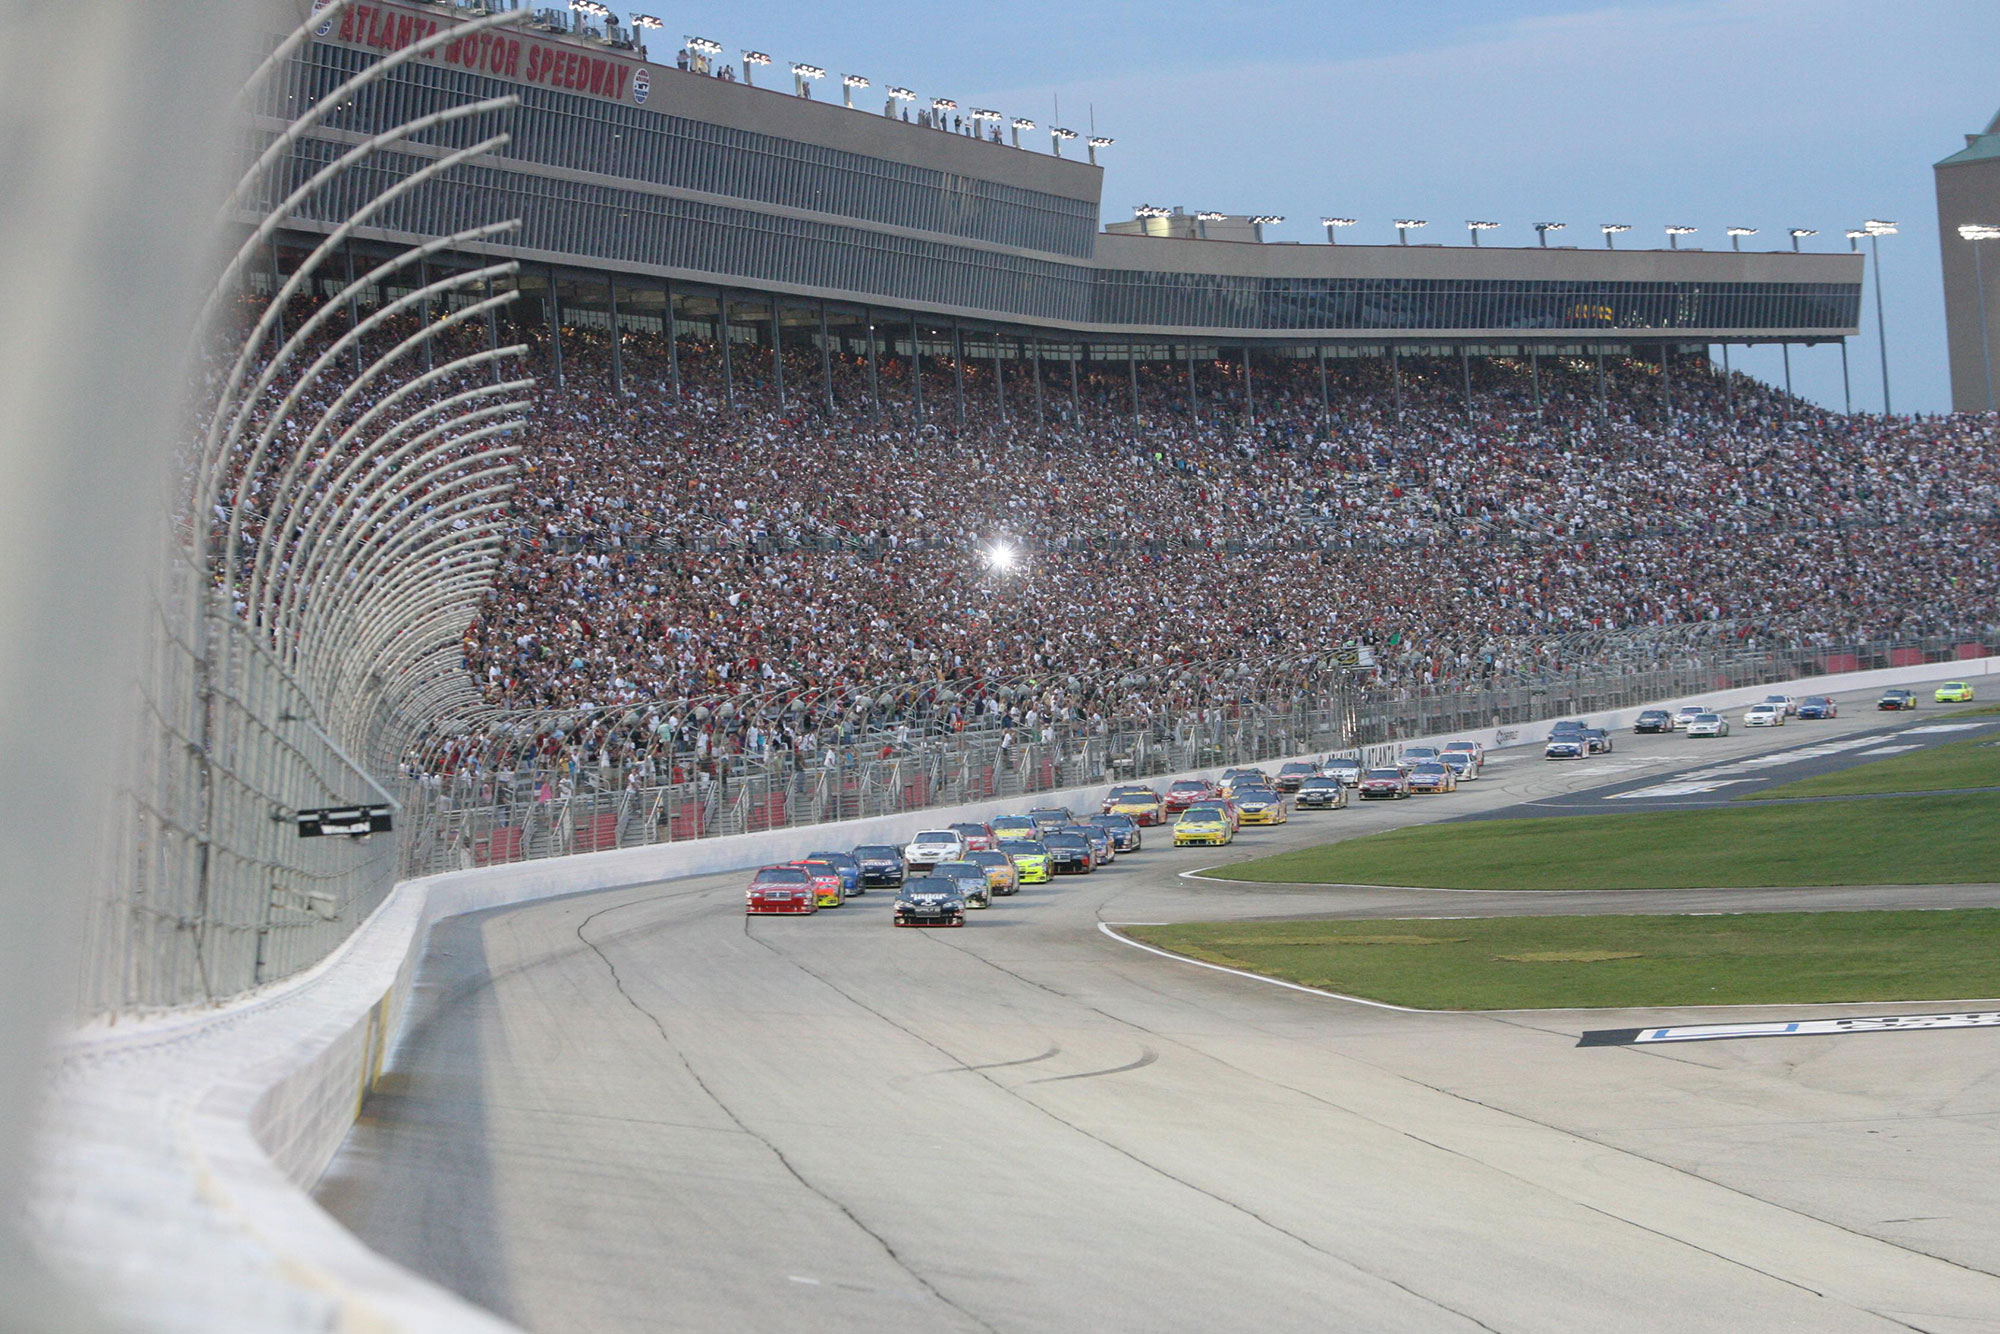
[1935,681,1976,703]
[1232,787,1289,826]
[1173,805,1235,847]
[1107,789,1166,825]
[998,838,1052,884]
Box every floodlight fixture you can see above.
[1087,134,1114,163]
[1248,215,1284,225]
[1321,217,1356,243]
[1864,219,1898,236]
[1394,219,1427,245]
[1600,223,1631,249]
[1534,221,1565,247]
[1959,223,2000,241]
[841,73,869,106]
[931,96,957,111]
[742,50,770,64]
[1050,126,1076,156]
[1789,227,1817,250]
[687,36,723,55]
[1009,115,1034,146]
[1195,211,1226,221]
[631,14,663,29]
[794,63,825,78]
[1665,225,1696,250]
[1134,205,1172,219]
[1466,220,1499,246]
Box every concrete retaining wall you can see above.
[38,656,1992,1332]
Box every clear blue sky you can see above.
[654,0,1996,414]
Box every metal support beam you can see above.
[1594,342,1607,416]
[910,315,924,422]
[1128,344,1140,421]
[1782,342,1792,398]
[865,307,880,420]
[950,318,965,429]
[1840,338,1852,414]
[607,275,623,394]
[484,270,502,386]
[1317,343,1330,427]
[1069,341,1080,417]
[547,264,563,391]
[719,290,734,411]
[992,328,1005,420]
[1391,344,1401,419]
[771,300,784,409]
[819,300,834,413]
[415,253,429,374]
[665,278,680,398]
[1459,343,1471,410]
[1660,343,1672,420]
[1241,345,1254,420]
[1185,341,1198,425]
[1529,347,1540,409]
[343,240,362,377]
[1030,336,1043,425]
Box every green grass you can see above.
[1124,911,2000,1009]
[1747,730,2000,799]
[1213,793,2000,889]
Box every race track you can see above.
[317,690,2000,1333]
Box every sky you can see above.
[653,0,1995,414]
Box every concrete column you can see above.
[607,276,623,395]
[547,264,564,392]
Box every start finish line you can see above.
[1579,1011,2000,1047]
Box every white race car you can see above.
[1743,703,1785,728]
[1685,712,1731,738]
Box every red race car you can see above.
[1163,779,1218,813]
[746,865,818,914]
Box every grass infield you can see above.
[1747,730,2000,799]
[1124,911,2000,1010]
[1211,793,2000,890]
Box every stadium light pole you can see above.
[1466,220,1499,246]
[1600,223,1630,250]
[1321,217,1356,244]
[1534,221,1565,247]
[1394,219,1426,246]
[1665,225,1696,250]
[1248,215,1283,242]
[792,64,826,98]
[1790,227,1817,251]
[841,74,868,108]
[1864,220,1897,414]
[1727,226,1758,252]
[1010,116,1034,148]
[740,50,769,86]
[1050,126,1076,156]
[1957,223,2000,412]
[1088,135,1114,165]
[1196,210,1225,240]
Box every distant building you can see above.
[1934,108,2000,412]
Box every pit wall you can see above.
[40,657,1992,1333]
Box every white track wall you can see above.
[36,658,1993,1333]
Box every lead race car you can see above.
[893,875,967,927]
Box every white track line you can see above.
[1098,921,1427,1012]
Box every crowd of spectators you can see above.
[205,288,1999,774]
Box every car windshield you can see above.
[1045,834,1087,848]
[1765,696,1788,703]
[1366,769,1403,780]
[1181,806,1224,819]
[949,824,987,836]
[1301,778,1336,789]
[1090,814,1133,827]
[1236,790,1276,802]
[1414,763,1446,774]
[968,850,1008,864]
[1170,781,1208,793]
[811,853,856,867]
[755,868,810,884]
[1281,763,1316,773]
[1696,714,1720,722]
[914,831,956,843]
[1803,698,1828,706]
[1445,743,1475,751]
[854,846,899,858]
[904,878,956,896]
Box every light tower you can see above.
[1534,221,1565,247]
[1726,226,1758,251]
[1088,135,1114,166]
[1465,220,1499,246]
[841,74,869,108]
[1321,217,1356,244]
[1394,219,1427,246]
[1664,225,1696,250]
[1600,223,1631,249]
[740,50,770,85]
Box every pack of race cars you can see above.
[743,751,1479,921]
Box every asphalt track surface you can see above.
[318,685,2000,1333]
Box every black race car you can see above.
[893,875,966,927]
[853,845,907,887]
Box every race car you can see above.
[1796,696,1839,719]
[1274,762,1321,792]
[746,865,817,915]
[1218,767,1272,795]
[997,838,1052,885]
[893,875,966,927]
[1358,767,1412,799]
[1232,787,1289,825]
[1877,689,1918,711]
[1441,740,1485,768]
[806,850,863,895]
[1042,830,1096,874]
[1936,681,1976,703]
[852,844,907,887]
[949,822,999,853]
[933,860,994,909]
[1761,694,1799,717]
[1321,757,1365,787]
[1581,727,1615,754]
[1027,806,1076,833]
[1065,823,1116,867]
[794,858,848,908]
[1685,712,1730,737]
[1439,751,1479,782]
[1164,779,1218,813]
[1633,709,1674,733]
[1086,812,1143,853]
[1173,804,1235,846]
[1406,762,1456,794]
[965,848,1021,896]
[1105,786,1166,825]
[1294,776,1348,809]
[1544,727,1588,760]
[1743,702,1785,728]
[990,814,1040,842]
[1398,746,1442,771]
[903,829,967,871]
[1674,704,1711,729]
